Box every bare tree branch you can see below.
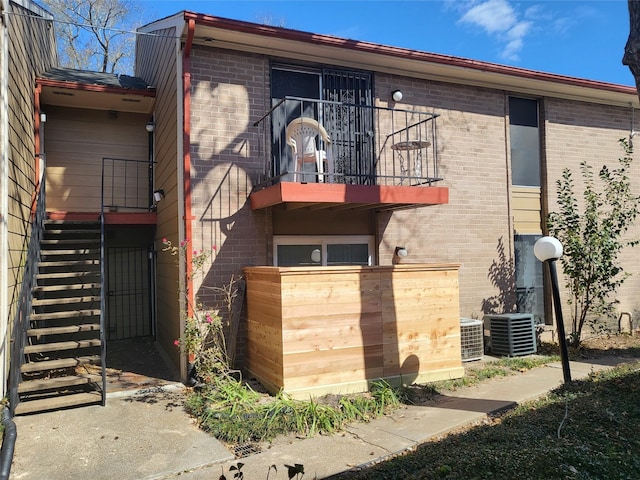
[40,0,140,73]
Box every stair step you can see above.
[27,324,101,336]
[31,309,100,321]
[45,220,99,225]
[40,249,100,255]
[36,272,100,280]
[18,374,102,393]
[32,296,100,307]
[43,229,100,235]
[21,355,101,373]
[41,238,99,245]
[33,283,101,293]
[24,339,102,354]
[14,391,102,415]
[38,260,100,267]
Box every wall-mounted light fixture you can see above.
[391,90,403,102]
[394,246,408,258]
[153,189,165,203]
[310,249,321,263]
[146,121,155,133]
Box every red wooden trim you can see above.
[183,19,196,317]
[47,211,157,225]
[183,11,634,94]
[34,85,42,186]
[31,85,43,217]
[35,78,156,97]
[249,183,449,210]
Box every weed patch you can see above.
[185,378,401,445]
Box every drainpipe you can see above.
[0,407,16,480]
[182,19,195,317]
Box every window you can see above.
[514,234,545,324]
[509,97,540,187]
[274,236,374,267]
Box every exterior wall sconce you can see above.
[391,90,403,102]
[395,246,408,258]
[146,121,155,133]
[153,189,165,203]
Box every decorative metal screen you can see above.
[322,69,375,184]
[106,247,152,340]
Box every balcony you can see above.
[250,97,448,211]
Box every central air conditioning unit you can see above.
[485,313,537,357]
[460,318,484,362]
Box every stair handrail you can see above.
[8,172,47,415]
[99,161,107,405]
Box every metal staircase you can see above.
[13,220,106,415]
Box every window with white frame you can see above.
[273,236,374,267]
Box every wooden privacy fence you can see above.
[244,264,464,398]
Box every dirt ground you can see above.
[551,332,640,360]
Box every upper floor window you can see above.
[509,97,540,187]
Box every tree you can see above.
[624,0,640,94]
[41,0,140,73]
[547,139,639,347]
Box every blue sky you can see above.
[140,0,633,87]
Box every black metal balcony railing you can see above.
[101,157,155,212]
[253,96,441,187]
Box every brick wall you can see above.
[544,97,640,323]
[188,46,272,365]
[187,46,640,364]
[376,73,513,319]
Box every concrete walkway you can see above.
[9,357,628,480]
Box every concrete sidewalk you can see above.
[9,357,627,480]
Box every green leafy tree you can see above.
[547,138,639,347]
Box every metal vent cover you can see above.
[460,318,484,362]
[485,313,537,357]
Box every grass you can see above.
[185,377,402,444]
[329,360,640,480]
[400,355,560,403]
[185,355,560,446]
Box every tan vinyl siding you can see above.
[5,0,57,365]
[135,27,181,369]
[43,106,148,212]
[512,186,542,234]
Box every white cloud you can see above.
[503,21,531,61]
[458,0,533,61]
[459,0,517,34]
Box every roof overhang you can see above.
[147,11,639,109]
[37,78,155,114]
[250,182,448,212]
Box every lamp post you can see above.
[534,236,572,383]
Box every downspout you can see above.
[182,21,195,315]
